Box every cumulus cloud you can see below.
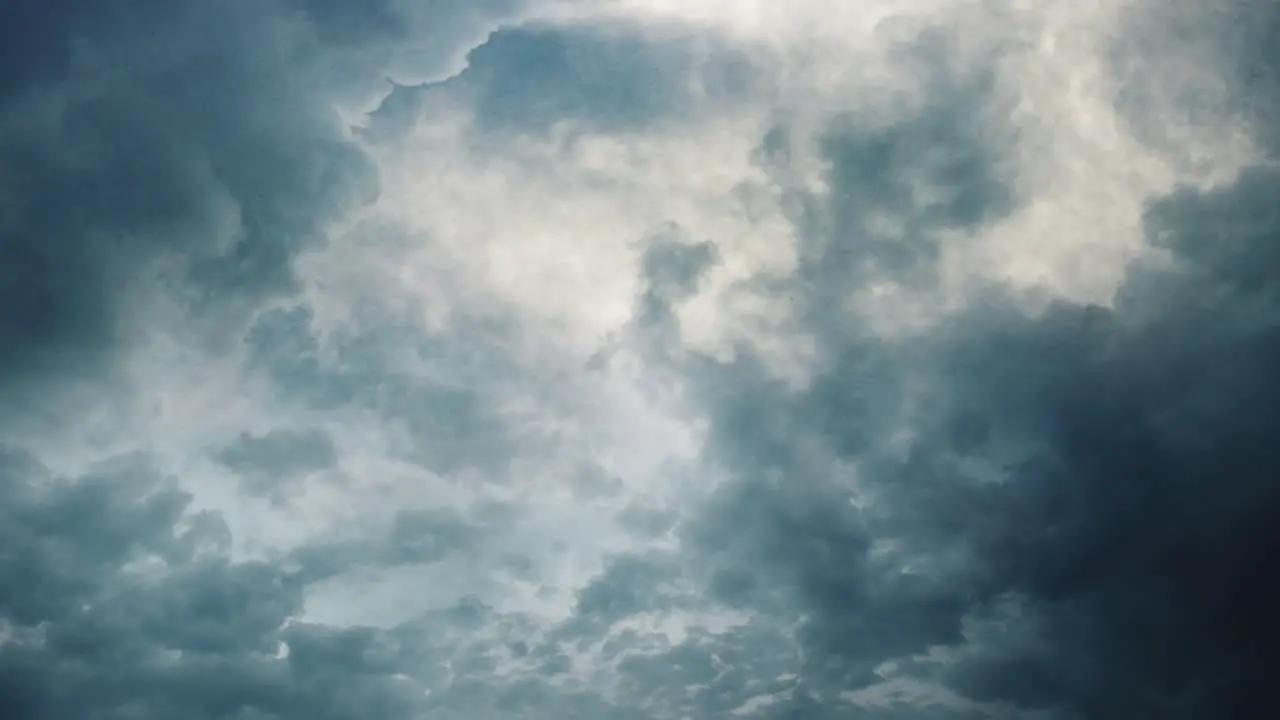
[2,0,1277,718]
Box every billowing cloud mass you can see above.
[2,0,1278,718]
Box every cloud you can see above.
[931,166,1280,718]
[3,0,1278,718]
[0,1,370,393]
[372,22,758,137]
[663,93,1280,720]
[214,428,338,501]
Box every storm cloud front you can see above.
[2,1,1278,718]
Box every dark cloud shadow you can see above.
[0,1,379,397]
[663,121,1280,720]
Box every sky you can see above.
[1,0,1278,718]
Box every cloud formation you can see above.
[2,0,1278,718]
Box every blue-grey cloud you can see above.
[0,1,376,395]
[365,21,758,141]
[0,1,515,717]
[215,428,338,500]
[243,303,525,477]
[664,111,1280,720]
[4,1,1278,718]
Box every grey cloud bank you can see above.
[2,0,1279,718]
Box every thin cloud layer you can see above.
[2,1,1277,719]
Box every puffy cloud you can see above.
[664,101,1280,720]
[1,2,358,391]
[3,0,1278,718]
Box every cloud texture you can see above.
[2,0,1278,718]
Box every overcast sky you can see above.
[2,1,1278,718]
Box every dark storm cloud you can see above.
[583,41,1027,711]
[0,448,298,719]
[0,0,76,102]
[1110,0,1280,164]
[799,169,1278,720]
[1185,0,1279,156]
[6,1,1277,718]
[0,2,524,718]
[0,0,382,395]
[660,76,1280,720]
[947,165,1280,719]
[0,448,213,630]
